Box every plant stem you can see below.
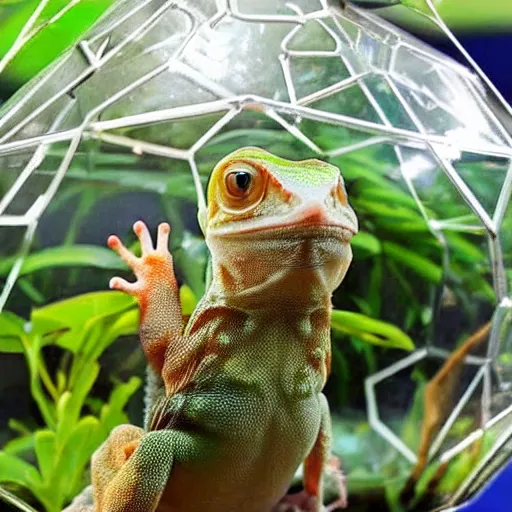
[37,355,59,402]
[20,336,56,429]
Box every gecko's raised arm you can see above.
[108,221,182,375]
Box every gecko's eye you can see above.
[226,170,253,198]
[221,163,267,211]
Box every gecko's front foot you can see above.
[107,221,175,299]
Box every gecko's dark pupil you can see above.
[235,171,251,191]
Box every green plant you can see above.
[0,291,140,512]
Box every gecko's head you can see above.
[200,147,358,295]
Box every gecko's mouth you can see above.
[214,222,356,242]
[210,201,358,242]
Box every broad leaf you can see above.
[0,311,26,353]
[0,245,127,278]
[0,0,116,88]
[99,377,141,435]
[331,310,415,351]
[382,241,443,283]
[57,416,101,500]
[31,291,136,352]
[34,430,56,482]
[351,231,381,258]
[401,0,443,15]
[0,452,41,488]
[57,363,100,441]
[180,285,198,316]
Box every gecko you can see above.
[64,147,358,512]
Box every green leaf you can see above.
[29,315,69,340]
[367,258,383,317]
[174,232,208,298]
[350,337,377,374]
[382,241,443,283]
[331,310,415,351]
[31,291,136,352]
[351,231,381,258]
[17,277,46,304]
[8,419,32,437]
[57,416,101,500]
[180,285,198,316]
[0,0,116,89]
[57,363,100,442]
[0,452,41,488]
[2,435,34,457]
[353,199,421,221]
[34,430,56,482]
[401,0,442,15]
[444,232,485,263]
[100,377,141,435]
[349,296,373,317]
[63,167,201,198]
[105,377,141,414]
[358,184,420,211]
[0,311,26,353]
[104,308,139,340]
[0,245,127,278]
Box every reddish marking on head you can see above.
[267,170,293,202]
[334,179,348,206]
[295,204,329,227]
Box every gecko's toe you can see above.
[107,234,139,268]
[109,276,138,295]
[156,222,171,253]
[133,220,154,253]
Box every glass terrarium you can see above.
[0,0,511,511]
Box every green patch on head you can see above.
[221,147,340,187]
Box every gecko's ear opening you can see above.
[198,206,207,235]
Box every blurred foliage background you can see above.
[0,1,511,511]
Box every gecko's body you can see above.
[65,147,357,512]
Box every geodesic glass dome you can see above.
[0,0,511,511]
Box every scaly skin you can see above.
[64,147,358,512]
